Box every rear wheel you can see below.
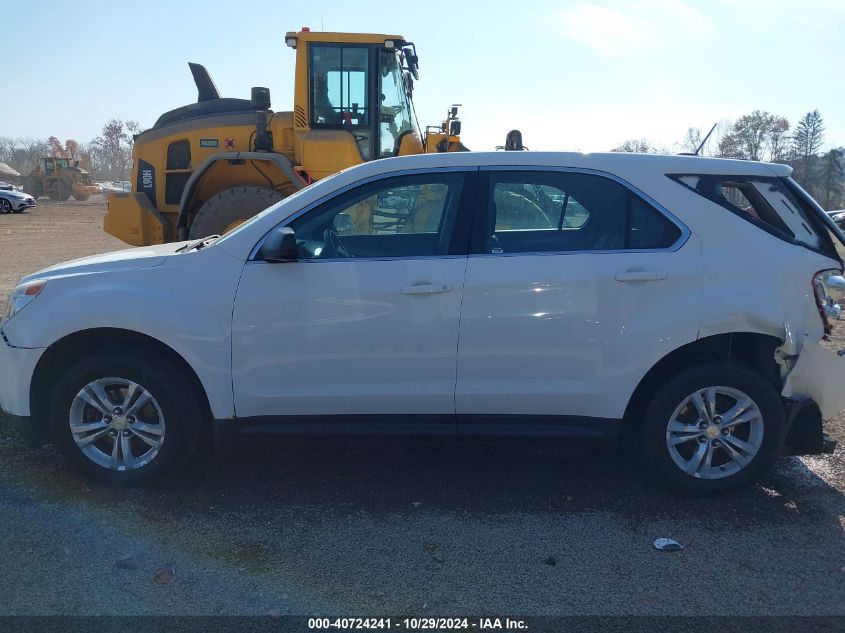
[49,349,206,484]
[188,185,285,239]
[640,362,786,493]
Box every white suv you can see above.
[1,152,842,492]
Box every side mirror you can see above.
[449,120,462,136]
[260,226,298,262]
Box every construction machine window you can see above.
[289,173,464,259]
[166,140,191,170]
[378,51,415,158]
[310,45,371,160]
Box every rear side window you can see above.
[479,171,682,254]
[669,174,828,253]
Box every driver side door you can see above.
[231,169,475,430]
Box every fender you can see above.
[176,151,306,239]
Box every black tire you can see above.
[50,181,71,202]
[48,348,207,485]
[0,199,11,214]
[188,185,285,239]
[640,362,786,494]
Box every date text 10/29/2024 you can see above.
[308,618,528,630]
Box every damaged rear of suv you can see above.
[641,166,843,491]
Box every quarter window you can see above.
[628,195,682,249]
[288,173,465,259]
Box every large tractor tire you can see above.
[23,176,43,198]
[49,180,71,202]
[189,186,286,239]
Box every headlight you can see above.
[6,280,46,320]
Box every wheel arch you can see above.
[176,152,305,240]
[30,327,213,439]
[622,332,784,436]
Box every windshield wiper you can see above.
[177,235,221,253]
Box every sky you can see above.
[3,0,844,153]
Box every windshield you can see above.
[378,50,416,158]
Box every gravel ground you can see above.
[0,201,844,617]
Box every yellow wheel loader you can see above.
[104,29,466,246]
[23,157,99,202]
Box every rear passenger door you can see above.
[455,168,702,433]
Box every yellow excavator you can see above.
[104,29,467,245]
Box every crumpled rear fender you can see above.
[781,334,845,420]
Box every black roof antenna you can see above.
[694,122,718,156]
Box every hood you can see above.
[19,241,193,283]
[1,189,31,200]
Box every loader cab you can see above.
[43,158,70,177]
[289,31,420,162]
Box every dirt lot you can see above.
[0,197,123,313]
[0,201,844,618]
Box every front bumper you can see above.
[11,197,35,211]
[0,330,43,418]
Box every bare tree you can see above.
[89,119,140,180]
[718,111,789,162]
[612,138,653,153]
[0,137,49,176]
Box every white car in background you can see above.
[0,188,36,213]
[1,151,843,493]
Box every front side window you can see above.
[378,51,415,158]
[289,173,465,259]
[310,45,371,159]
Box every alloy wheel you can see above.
[68,377,166,471]
[665,386,764,480]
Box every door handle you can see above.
[614,270,667,282]
[401,283,453,295]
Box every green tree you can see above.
[790,110,825,188]
[818,148,844,210]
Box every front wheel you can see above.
[49,349,206,484]
[640,362,786,493]
[0,199,11,213]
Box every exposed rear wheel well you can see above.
[30,328,212,441]
[622,332,783,436]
